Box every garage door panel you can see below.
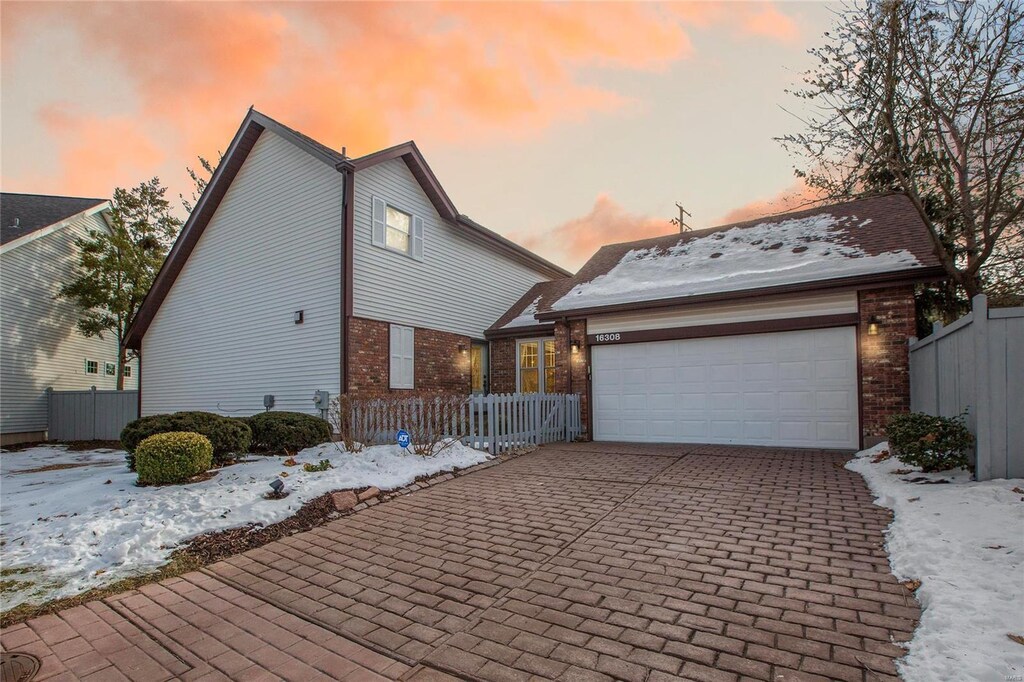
[592,327,858,448]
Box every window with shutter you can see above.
[372,196,423,259]
[389,324,415,389]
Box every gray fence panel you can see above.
[908,295,1024,481]
[46,388,139,441]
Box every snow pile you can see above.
[552,214,921,310]
[0,442,489,609]
[846,443,1024,682]
[502,296,542,329]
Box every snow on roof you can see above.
[501,296,542,329]
[550,213,923,311]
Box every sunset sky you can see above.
[1,1,836,271]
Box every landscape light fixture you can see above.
[867,315,880,336]
[269,478,285,497]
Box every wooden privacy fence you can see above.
[350,393,583,454]
[47,387,139,441]
[909,294,1023,480]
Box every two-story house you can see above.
[123,109,568,416]
[1,193,139,444]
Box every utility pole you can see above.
[670,202,691,233]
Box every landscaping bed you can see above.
[0,440,492,618]
[847,443,1024,682]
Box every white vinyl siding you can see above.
[389,325,415,389]
[141,130,342,416]
[353,158,550,338]
[0,212,138,435]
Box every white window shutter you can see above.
[404,327,415,387]
[389,325,400,387]
[411,215,424,261]
[389,325,415,389]
[371,196,386,247]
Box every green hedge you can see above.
[121,411,251,470]
[886,411,974,473]
[135,432,213,485]
[245,411,332,454]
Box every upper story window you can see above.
[104,362,117,376]
[84,359,98,375]
[385,206,411,254]
[372,196,424,261]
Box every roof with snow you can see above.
[488,193,944,333]
[1,193,107,245]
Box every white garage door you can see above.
[592,327,859,448]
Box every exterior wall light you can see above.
[458,343,467,354]
[571,339,581,354]
[294,310,304,324]
[867,315,880,336]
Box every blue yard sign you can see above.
[396,429,411,450]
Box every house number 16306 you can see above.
[595,333,621,342]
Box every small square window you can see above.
[123,365,132,378]
[104,362,116,376]
[84,359,98,375]
[385,206,411,254]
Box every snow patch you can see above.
[502,296,542,329]
[0,442,490,609]
[846,443,1024,682]
[551,214,921,310]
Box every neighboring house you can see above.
[124,109,568,417]
[1,193,139,445]
[487,194,945,450]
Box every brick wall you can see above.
[859,285,917,444]
[489,338,516,394]
[347,317,470,395]
[568,320,590,438]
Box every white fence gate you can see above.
[909,294,1023,480]
[351,393,582,454]
[47,387,139,441]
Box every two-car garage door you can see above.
[591,327,859,448]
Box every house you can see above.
[487,194,945,450]
[1,193,139,445]
[124,109,568,416]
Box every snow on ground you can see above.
[846,443,1024,682]
[0,441,489,610]
[552,214,922,310]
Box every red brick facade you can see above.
[858,285,917,445]
[489,338,516,394]
[347,317,470,395]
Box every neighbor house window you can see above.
[104,362,116,376]
[385,206,411,254]
[390,324,415,389]
[84,359,98,375]
[471,343,488,394]
[517,339,556,394]
[123,365,132,378]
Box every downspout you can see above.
[338,160,356,393]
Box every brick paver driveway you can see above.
[1,443,919,681]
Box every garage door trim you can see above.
[587,313,861,347]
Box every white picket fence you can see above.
[350,393,582,454]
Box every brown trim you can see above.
[455,216,570,279]
[586,313,861,346]
[136,351,142,418]
[485,323,557,340]
[538,267,946,322]
[341,164,355,393]
[352,141,458,221]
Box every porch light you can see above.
[571,339,581,353]
[458,343,467,355]
[867,315,880,336]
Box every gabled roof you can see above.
[125,108,567,348]
[1,193,108,246]
[490,193,945,329]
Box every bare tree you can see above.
[780,0,1024,309]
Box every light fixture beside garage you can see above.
[867,315,880,336]
[571,339,581,354]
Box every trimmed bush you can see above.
[887,411,974,472]
[135,432,213,485]
[247,411,332,454]
[121,412,251,470]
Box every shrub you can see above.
[886,411,974,472]
[135,432,213,485]
[121,412,251,470]
[247,411,331,454]
[303,459,333,472]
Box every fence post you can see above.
[90,385,98,441]
[972,294,992,480]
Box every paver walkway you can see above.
[1,443,919,681]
